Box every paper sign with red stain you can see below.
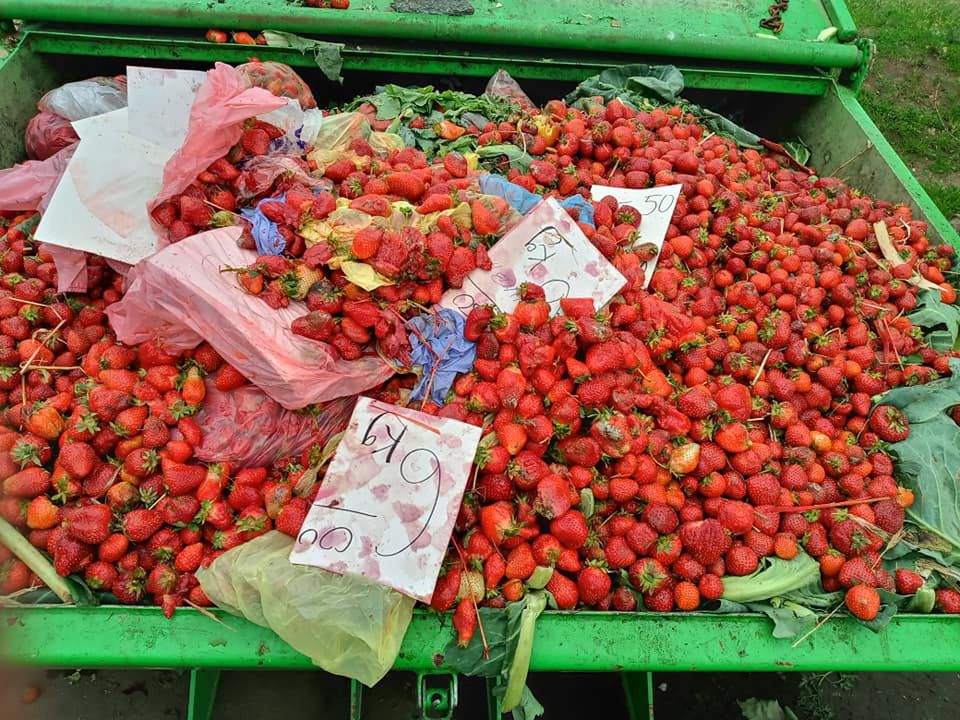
[289,397,483,602]
[440,197,626,318]
[590,184,682,289]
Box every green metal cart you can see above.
[1,1,959,718]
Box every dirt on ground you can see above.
[2,667,960,719]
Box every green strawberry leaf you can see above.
[261,30,344,83]
[907,290,960,351]
[442,594,545,720]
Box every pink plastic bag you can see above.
[25,112,79,161]
[106,226,394,409]
[194,381,356,468]
[0,145,75,212]
[148,63,287,244]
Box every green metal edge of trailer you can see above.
[2,0,863,70]
[4,605,960,673]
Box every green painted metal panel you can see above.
[3,606,960,672]
[0,37,60,168]
[794,83,960,250]
[20,27,832,96]
[1,0,861,70]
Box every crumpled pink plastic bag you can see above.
[194,380,356,468]
[25,112,79,161]
[0,145,75,212]
[148,63,287,245]
[106,226,394,409]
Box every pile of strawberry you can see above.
[4,76,960,633]
[223,148,521,361]
[0,212,320,613]
[409,95,960,640]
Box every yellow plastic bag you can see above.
[308,112,370,173]
[197,532,415,686]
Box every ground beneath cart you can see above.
[3,668,960,719]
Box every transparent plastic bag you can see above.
[484,69,535,110]
[197,531,415,686]
[194,382,357,468]
[37,75,128,121]
[105,226,394,409]
[24,112,79,161]
[237,61,317,110]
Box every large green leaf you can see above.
[884,359,960,551]
[907,289,960,351]
[261,31,343,83]
[564,64,762,148]
[721,552,821,603]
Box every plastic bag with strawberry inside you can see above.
[24,112,79,161]
[193,378,357,468]
[237,61,317,110]
[106,226,394,409]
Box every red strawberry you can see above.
[240,128,271,156]
[894,568,924,595]
[123,508,163,542]
[545,570,579,609]
[53,535,92,576]
[464,305,495,342]
[550,510,588,549]
[385,172,425,201]
[84,560,118,590]
[58,442,97,480]
[3,467,50,498]
[577,565,612,606]
[63,504,112,545]
[445,247,477,289]
[479,501,516,545]
[505,543,536,580]
[936,588,960,614]
[215,364,248,392]
[868,405,909,442]
[162,460,205,496]
[276,497,309,537]
[112,569,146,604]
[178,196,213,227]
[679,519,726,565]
[470,200,500,236]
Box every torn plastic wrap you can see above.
[197,531,415,687]
[106,226,394,409]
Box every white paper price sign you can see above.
[590,184,682,288]
[289,397,482,602]
[440,197,626,317]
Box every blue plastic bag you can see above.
[240,193,288,255]
[407,308,477,405]
[478,174,595,226]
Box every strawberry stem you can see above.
[0,517,76,603]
